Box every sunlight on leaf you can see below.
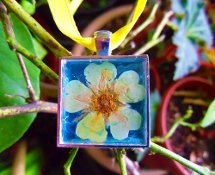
[200,99,215,128]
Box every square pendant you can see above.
[58,55,150,148]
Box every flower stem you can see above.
[1,0,71,57]
[116,149,127,175]
[150,142,212,175]
[64,148,79,175]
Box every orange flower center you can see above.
[90,90,119,116]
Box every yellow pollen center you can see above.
[90,91,118,116]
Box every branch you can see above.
[0,2,59,83]
[134,35,165,55]
[0,2,37,101]
[64,148,79,175]
[7,37,59,82]
[115,149,127,175]
[17,53,37,101]
[150,142,213,175]
[151,107,193,143]
[12,141,26,175]
[1,0,71,57]
[0,101,57,118]
[120,1,161,48]
[134,11,173,55]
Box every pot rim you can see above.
[157,76,215,175]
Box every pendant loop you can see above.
[94,30,112,56]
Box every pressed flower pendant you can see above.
[58,55,150,147]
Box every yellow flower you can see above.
[63,62,145,143]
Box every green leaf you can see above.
[0,14,40,152]
[26,149,42,175]
[171,0,212,80]
[20,0,36,15]
[200,99,215,128]
[32,37,47,60]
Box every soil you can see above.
[167,87,215,174]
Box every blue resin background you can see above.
[59,56,149,147]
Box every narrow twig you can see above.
[1,0,71,57]
[120,2,161,48]
[0,101,57,118]
[7,37,59,82]
[134,35,165,55]
[151,108,193,143]
[116,149,127,175]
[17,53,37,101]
[0,2,59,83]
[150,142,213,175]
[152,11,173,40]
[0,2,37,101]
[12,140,27,175]
[64,148,79,175]
[124,156,140,175]
[134,11,173,55]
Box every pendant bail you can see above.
[94,30,112,56]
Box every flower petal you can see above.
[63,80,92,113]
[118,70,140,84]
[120,108,142,130]
[115,70,145,103]
[76,112,107,143]
[84,62,117,87]
[123,84,145,103]
[109,112,129,140]
[115,82,145,104]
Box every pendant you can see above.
[58,31,150,148]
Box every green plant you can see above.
[0,0,214,175]
[171,0,213,79]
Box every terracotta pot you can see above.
[156,76,215,175]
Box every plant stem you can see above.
[64,148,79,175]
[151,107,193,143]
[151,118,181,143]
[116,149,127,175]
[0,101,57,118]
[134,11,173,55]
[1,0,71,57]
[152,11,173,40]
[134,35,165,55]
[0,2,59,82]
[120,1,160,48]
[7,37,59,82]
[12,140,26,175]
[150,142,212,175]
[0,3,37,100]
[17,53,37,101]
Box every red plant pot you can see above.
[156,76,215,175]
